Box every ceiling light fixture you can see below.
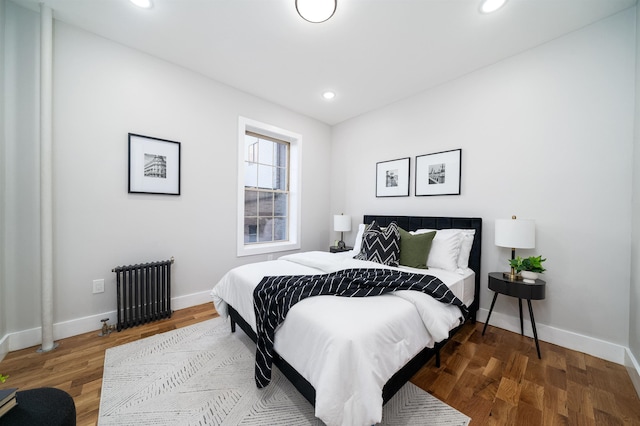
[130,0,153,9]
[322,91,336,100]
[480,0,507,14]
[296,0,337,23]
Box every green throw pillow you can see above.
[398,228,436,269]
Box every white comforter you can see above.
[210,251,464,426]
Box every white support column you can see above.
[39,3,55,352]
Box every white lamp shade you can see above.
[495,218,535,249]
[333,215,351,232]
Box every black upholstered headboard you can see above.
[363,215,482,320]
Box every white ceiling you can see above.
[13,0,638,125]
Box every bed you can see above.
[210,215,482,426]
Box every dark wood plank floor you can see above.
[0,303,638,425]
[415,321,640,425]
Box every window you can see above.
[237,117,301,257]
[243,132,288,244]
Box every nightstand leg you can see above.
[482,292,499,335]
[519,298,524,335]
[527,299,541,359]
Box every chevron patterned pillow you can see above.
[353,221,400,266]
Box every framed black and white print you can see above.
[128,133,181,195]
[415,149,461,196]
[376,157,410,197]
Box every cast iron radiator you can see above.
[111,257,174,331]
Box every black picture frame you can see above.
[376,157,410,197]
[128,133,181,195]
[415,149,461,196]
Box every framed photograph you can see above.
[415,149,461,196]
[376,157,410,197]
[128,133,181,195]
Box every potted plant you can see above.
[509,255,546,282]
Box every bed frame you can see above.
[228,215,482,407]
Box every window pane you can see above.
[259,192,273,216]
[257,164,274,189]
[244,162,258,187]
[245,135,259,162]
[244,190,258,216]
[276,143,287,167]
[274,217,287,241]
[274,192,287,216]
[275,167,286,191]
[241,124,295,254]
[257,217,273,242]
[244,217,257,243]
[259,140,274,166]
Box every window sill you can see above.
[237,241,300,257]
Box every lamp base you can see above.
[502,265,522,281]
[503,272,523,281]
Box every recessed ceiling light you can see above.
[480,0,507,14]
[322,91,336,100]
[130,0,153,9]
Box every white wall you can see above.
[3,0,42,349]
[0,0,7,360]
[332,9,636,362]
[629,1,640,395]
[2,3,331,350]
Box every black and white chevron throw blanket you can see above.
[253,268,468,388]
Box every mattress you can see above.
[210,250,474,426]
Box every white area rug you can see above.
[98,317,470,426]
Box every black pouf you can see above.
[0,387,75,426]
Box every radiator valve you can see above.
[99,318,115,337]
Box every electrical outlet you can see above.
[93,279,105,294]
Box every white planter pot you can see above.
[521,271,538,283]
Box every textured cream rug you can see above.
[98,317,470,426]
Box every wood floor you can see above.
[0,303,638,425]
[415,322,640,425]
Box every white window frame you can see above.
[237,117,301,257]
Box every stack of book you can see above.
[0,388,18,418]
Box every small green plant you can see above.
[0,373,8,383]
[509,255,546,273]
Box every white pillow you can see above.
[352,223,367,254]
[412,228,475,271]
[412,228,462,272]
[457,230,475,269]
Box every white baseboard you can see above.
[1,297,634,373]
[4,290,213,353]
[0,333,9,364]
[477,308,628,365]
[171,289,212,311]
[624,347,640,398]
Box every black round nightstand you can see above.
[482,272,546,358]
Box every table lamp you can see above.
[495,215,535,280]
[333,214,351,249]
